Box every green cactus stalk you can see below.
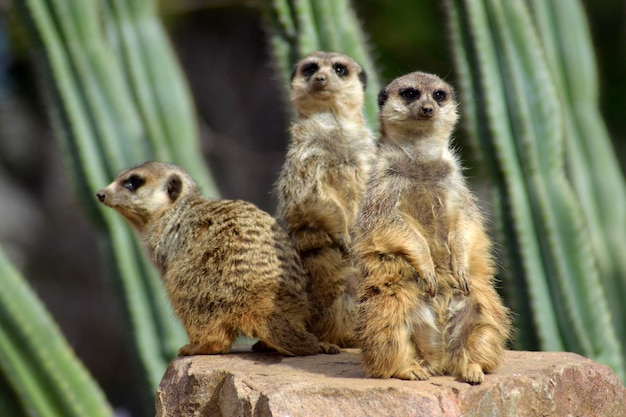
[0,249,113,417]
[260,0,381,128]
[525,0,626,355]
[445,0,624,380]
[100,0,217,195]
[13,0,217,408]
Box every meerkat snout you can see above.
[313,72,328,87]
[420,103,434,118]
[96,191,106,203]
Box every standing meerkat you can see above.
[275,51,376,347]
[96,161,339,356]
[352,72,511,384]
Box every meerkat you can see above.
[275,51,376,347]
[351,72,511,384]
[96,161,340,357]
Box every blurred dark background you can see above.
[0,0,623,415]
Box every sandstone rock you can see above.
[155,349,625,417]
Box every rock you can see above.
[155,349,625,417]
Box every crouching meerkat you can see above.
[97,161,339,356]
[351,72,511,384]
[275,51,376,347]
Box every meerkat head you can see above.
[290,51,367,118]
[377,71,458,143]
[96,161,199,233]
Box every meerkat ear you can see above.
[359,69,368,90]
[378,88,389,108]
[166,174,182,201]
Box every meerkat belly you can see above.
[322,164,361,211]
[442,293,472,347]
[409,292,473,374]
[403,186,456,269]
[409,297,444,372]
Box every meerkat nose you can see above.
[421,106,434,116]
[314,74,327,86]
[96,192,106,203]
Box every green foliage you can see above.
[445,0,625,380]
[0,249,113,417]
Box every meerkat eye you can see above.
[333,63,349,77]
[301,62,319,78]
[399,88,420,102]
[123,174,145,192]
[433,90,447,102]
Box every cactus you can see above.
[526,0,626,356]
[12,0,216,407]
[260,0,381,129]
[0,249,113,417]
[445,0,625,379]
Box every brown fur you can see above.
[352,72,511,384]
[276,51,376,347]
[96,161,339,356]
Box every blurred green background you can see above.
[0,1,624,416]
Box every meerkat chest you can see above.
[293,114,371,158]
[393,160,463,228]
[401,184,457,227]
[293,120,372,191]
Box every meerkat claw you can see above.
[455,268,471,295]
[394,364,430,381]
[423,271,438,297]
[463,363,485,385]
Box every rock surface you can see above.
[156,349,625,417]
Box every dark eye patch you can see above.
[378,88,389,108]
[433,90,447,102]
[358,69,367,90]
[301,62,319,78]
[333,63,348,77]
[399,88,420,102]
[123,174,144,192]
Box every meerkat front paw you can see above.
[462,363,485,385]
[414,268,438,297]
[319,341,341,354]
[393,363,431,381]
[452,266,470,295]
[450,253,470,295]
